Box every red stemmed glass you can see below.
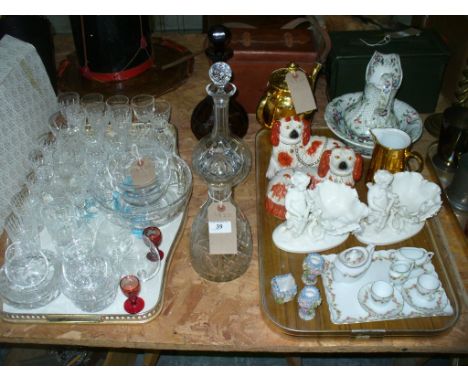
[143,226,164,261]
[119,275,145,314]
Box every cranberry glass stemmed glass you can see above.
[119,275,145,314]
[143,226,164,261]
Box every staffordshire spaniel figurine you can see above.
[266,116,343,179]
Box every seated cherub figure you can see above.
[366,170,398,232]
[284,172,313,237]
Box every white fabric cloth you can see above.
[0,35,57,230]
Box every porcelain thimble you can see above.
[302,253,324,285]
[271,273,297,304]
[297,285,321,321]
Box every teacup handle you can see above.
[404,150,424,172]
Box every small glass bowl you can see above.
[104,145,171,200]
[94,155,192,229]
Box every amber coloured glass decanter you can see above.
[190,62,252,282]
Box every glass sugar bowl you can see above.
[190,62,253,282]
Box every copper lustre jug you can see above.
[256,62,321,129]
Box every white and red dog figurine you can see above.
[312,147,363,188]
[265,117,363,219]
[266,116,343,179]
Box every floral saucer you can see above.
[408,263,436,280]
[402,277,449,314]
[358,282,404,318]
[324,92,422,157]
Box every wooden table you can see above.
[0,33,467,355]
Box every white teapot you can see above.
[332,244,375,283]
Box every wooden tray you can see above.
[255,128,461,336]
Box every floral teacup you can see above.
[370,280,394,305]
[416,274,441,300]
[389,260,413,285]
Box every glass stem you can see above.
[130,294,138,305]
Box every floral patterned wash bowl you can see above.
[324,92,423,157]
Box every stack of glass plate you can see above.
[0,241,61,309]
[92,149,192,229]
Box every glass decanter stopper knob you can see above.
[209,62,232,88]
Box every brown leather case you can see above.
[229,27,329,113]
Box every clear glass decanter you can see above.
[190,62,253,282]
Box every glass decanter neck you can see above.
[207,184,232,203]
[206,82,236,138]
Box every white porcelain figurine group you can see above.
[270,167,441,253]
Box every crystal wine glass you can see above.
[119,275,145,314]
[81,93,104,106]
[106,94,129,107]
[131,94,154,123]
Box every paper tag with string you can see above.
[207,201,237,255]
[285,69,317,114]
[130,157,156,187]
[129,144,156,187]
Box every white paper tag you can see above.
[285,70,317,114]
[130,156,156,187]
[208,221,232,234]
[207,202,237,255]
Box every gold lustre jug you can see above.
[256,62,321,129]
[366,128,423,183]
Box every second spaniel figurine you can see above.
[266,144,363,219]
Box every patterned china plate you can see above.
[358,282,404,318]
[324,92,423,157]
[402,277,449,314]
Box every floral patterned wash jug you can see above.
[344,51,403,140]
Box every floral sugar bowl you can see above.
[271,273,297,304]
[298,286,322,321]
